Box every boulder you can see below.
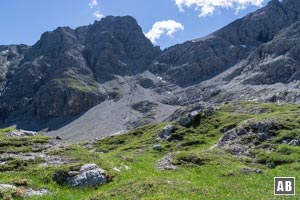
[179,111,200,127]
[288,139,300,146]
[55,136,63,140]
[53,164,107,188]
[158,125,175,139]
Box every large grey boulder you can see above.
[54,164,107,188]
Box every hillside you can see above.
[1,102,300,199]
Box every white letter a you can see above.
[277,181,284,191]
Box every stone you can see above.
[157,153,177,170]
[0,184,49,197]
[53,164,107,188]
[267,162,276,169]
[55,136,63,140]
[282,139,291,144]
[288,139,300,146]
[240,167,263,174]
[153,144,162,151]
[179,110,200,127]
[179,115,193,127]
[0,184,17,190]
[158,125,175,139]
[25,188,50,196]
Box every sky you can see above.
[0,0,270,49]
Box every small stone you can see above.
[267,162,276,169]
[153,144,162,151]
[113,167,121,172]
[55,136,63,140]
[282,139,291,144]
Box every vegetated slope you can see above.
[1,102,300,199]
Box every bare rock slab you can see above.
[53,164,107,188]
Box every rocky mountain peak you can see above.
[151,0,300,87]
[0,15,161,122]
[84,16,161,82]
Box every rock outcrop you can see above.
[212,119,280,156]
[53,164,107,188]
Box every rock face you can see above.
[0,16,160,122]
[225,21,300,86]
[151,0,300,87]
[53,164,107,188]
[175,0,300,105]
[84,16,160,82]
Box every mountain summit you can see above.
[0,16,160,122]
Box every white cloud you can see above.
[89,0,98,8]
[93,11,104,19]
[145,20,184,43]
[174,0,264,17]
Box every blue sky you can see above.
[0,0,270,49]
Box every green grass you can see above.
[52,70,99,93]
[2,102,300,199]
